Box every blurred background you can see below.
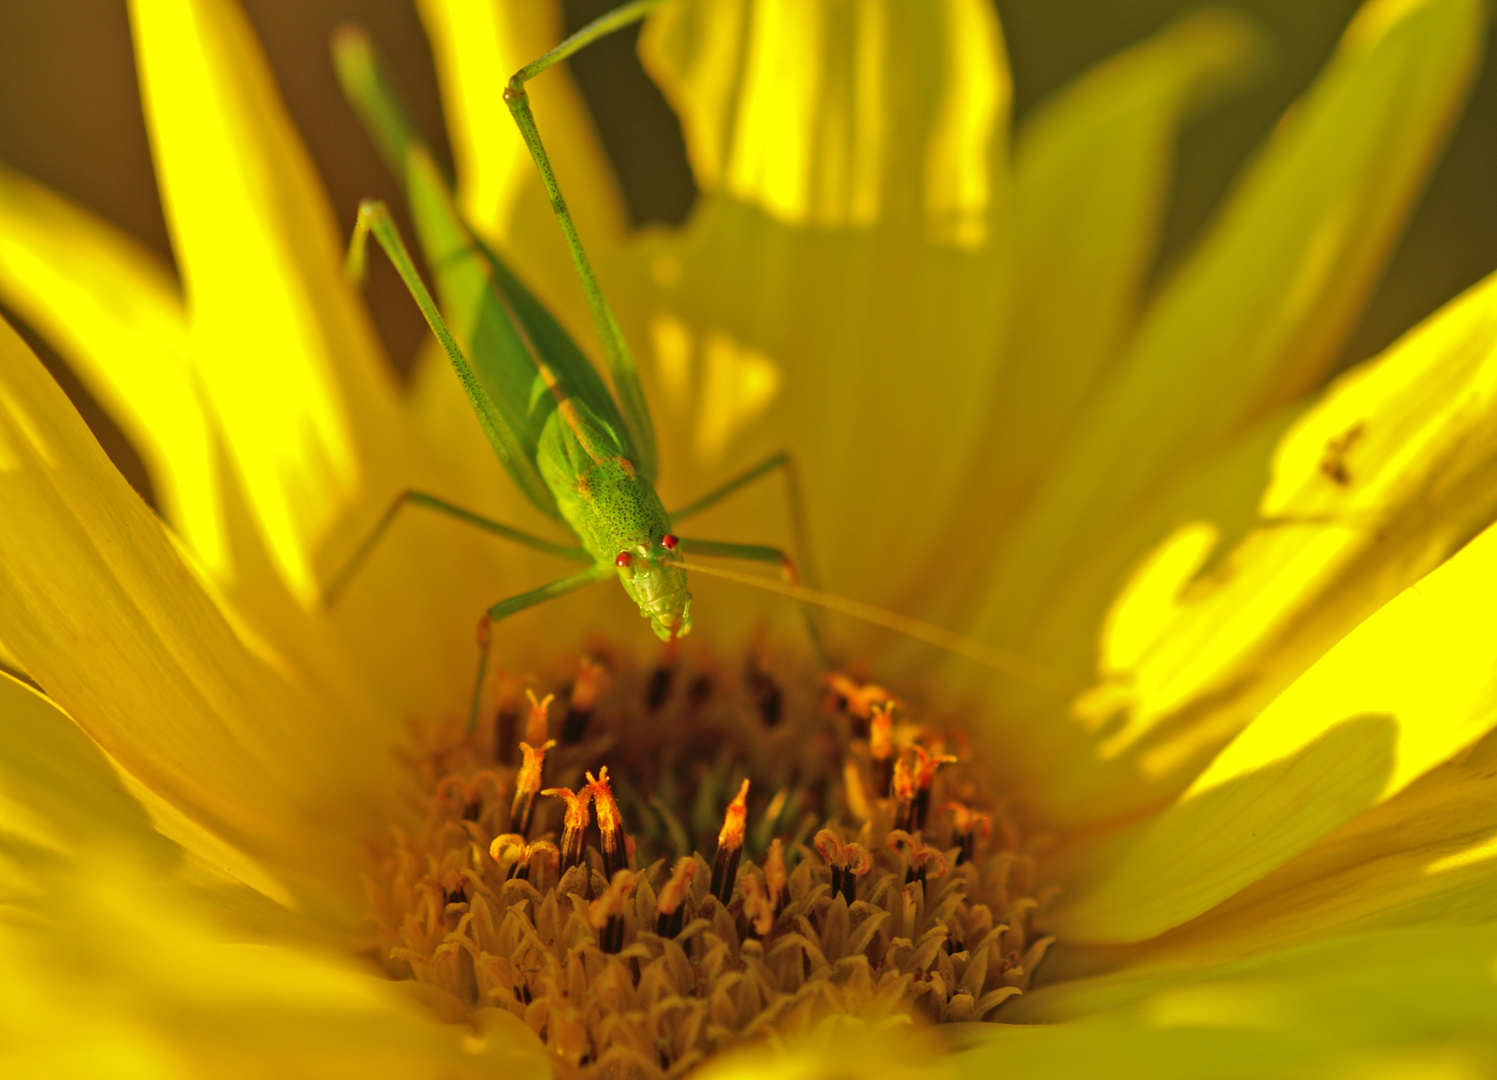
[1,0,1493,506]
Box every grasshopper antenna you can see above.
[680,561,1069,696]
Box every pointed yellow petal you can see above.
[1052,513,1497,942]
[417,0,626,335]
[969,0,1482,659]
[0,162,228,580]
[129,0,416,604]
[988,10,1258,525]
[644,0,1008,242]
[978,925,1497,1076]
[0,317,393,878]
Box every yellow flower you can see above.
[3,0,1497,1075]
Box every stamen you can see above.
[710,778,749,905]
[585,766,630,879]
[510,738,554,838]
[892,756,917,833]
[740,867,775,937]
[870,700,895,797]
[524,689,553,748]
[589,869,637,954]
[563,656,605,743]
[489,832,525,876]
[946,801,993,865]
[542,785,592,872]
[654,856,695,938]
[887,829,949,887]
[815,829,873,904]
[910,743,958,833]
[824,672,894,735]
[763,837,788,915]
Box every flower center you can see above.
[365,641,1055,1076]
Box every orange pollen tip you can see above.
[912,744,957,790]
[525,840,559,871]
[764,838,787,899]
[588,870,637,927]
[489,833,526,863]
[869,702,894,760]
[843,843,874,876]
[945,801,993,842]
[542,786,592,832]
[717,778,750,849]
[813,827,844,866]
[740,870,775,936]
[570,657,604,711]
[524,690,554,746]
[892,758,916,803]
[823,672,893,720]
[515,739,555,795]
[654,857,696,916]
[585,767,624,842]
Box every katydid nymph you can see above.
[330,2,827,729]
[328,2,1060,728]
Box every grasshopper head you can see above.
[614,533,692,641]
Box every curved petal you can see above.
[1047,724,1497,982]
[129,0,419,604]
[0,672,169,910]
[1052,513,1497,942]
[0,316,395,884]
[969,0,1483,663]
[0,858,550,1080]
[969,925,1497,1077]
[1046,262,1497,826]
[0,163,227,579]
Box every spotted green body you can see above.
[536,406,691,640]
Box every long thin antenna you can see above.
[681,562,1068,696]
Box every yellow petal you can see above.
[623,0,1012,625]
[1052,513,1497,943]
[0,317,394,883]
[416,0,626,338]
[968,0,1482,663]
[0,163,228,580]
[0,858,550,1079]
[982,10,1258,537]
[0,672,167,907]
[129,0,417,604]
[975,925,1497,1077]
[1060,726,1497,976]
[1067,262,1497,820]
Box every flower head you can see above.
[3,0,1497,1076]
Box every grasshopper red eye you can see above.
[615,551,632,568]
[662,533,679,552]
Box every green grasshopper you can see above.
[330,2,824,728]
[329,1,1060,726]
